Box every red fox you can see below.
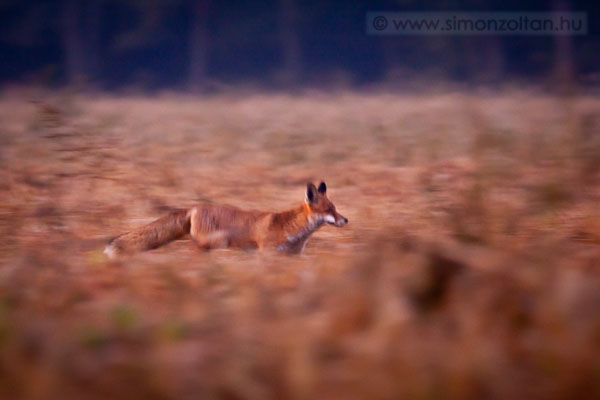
[104,182,347,258]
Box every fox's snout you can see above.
[324,213,347,227]
[335,215,348,227]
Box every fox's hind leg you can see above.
[190,230,229,250]
[189,208,229,250]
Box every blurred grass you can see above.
[0,90,599,399]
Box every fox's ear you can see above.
[305,183,318,204]
[318,181,327,194]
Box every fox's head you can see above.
[305,181,348,227]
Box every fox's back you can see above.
[191,204,267,229]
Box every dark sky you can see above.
[0,0,598,90]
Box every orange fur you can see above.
[104,182,347,258]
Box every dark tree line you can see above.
[0,0,597,90]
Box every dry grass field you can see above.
[1,89,600,399]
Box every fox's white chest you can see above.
[276,217,325,254]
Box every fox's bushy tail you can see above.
[104,209,191,258]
